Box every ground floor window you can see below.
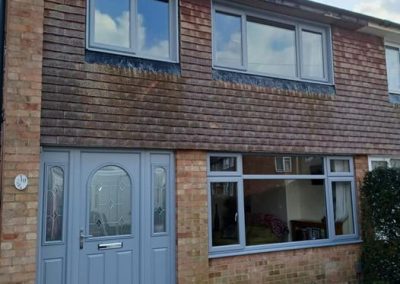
[208,154,359,257]
[368,156,400,170]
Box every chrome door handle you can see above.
[80,229,93,249]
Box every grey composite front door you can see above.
[78,152,140,284]
[38,150,175,284]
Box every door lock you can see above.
[80,229,93,249]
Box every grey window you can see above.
[208,154,358,256]
[385,45,400,94]
[213,4,332,83]
[88,0,178,62]
[369,156,400,170]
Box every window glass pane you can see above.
[386,47,400,91]
[211,182,239,246]
[46,167,65,242]
[153,167,167,233]
[330,159,350,173]
[215,12,242,66]
[302,30,324,79]
[390,159,400,168]
[371,160,389,170]
[247,18,296,77]
[138,0,170,58]
[93,0,130,48]
[332,181,354,235]
[89,166,132,237]
[243,155,324,175]
[210,157,237,172]
[244,179,327,245]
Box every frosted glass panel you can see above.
[154,167,167,233]
[89,166,132,237]
[46,167,65,242]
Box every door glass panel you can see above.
[153,167,167,233]
[46,166,65,242]
[332,181,354,235]
[89,166,132,237]
[211,182,239,246]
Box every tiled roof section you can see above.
[41,0,400,155]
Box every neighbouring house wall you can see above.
[0,0,44,283]
[40,0,400,155]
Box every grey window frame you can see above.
[207,154,360,258]
[86,0,179,63]
[385,42,400,95]
[212,2,333,84]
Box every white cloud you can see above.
[94,10,169,58]
[215,32,242,66]
[94,10,130,48]
[354,0,400,24]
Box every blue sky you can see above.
[311,0,400,23]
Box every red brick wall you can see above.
[209,244,360,283]
[0,0,44,283]
[175,150,209,283]
[40,0,400,155]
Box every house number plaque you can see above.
[14,174,28,191]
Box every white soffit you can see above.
[358,22,400,42]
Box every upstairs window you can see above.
[213,4,332,83]
[88,0,178,62]
[385,44,400,94]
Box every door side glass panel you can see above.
[214,11,243,67]
[211,182,239,246]
[153,166,167,233]
[46,167,65,242]
[93,0,131,48]
[332,181,354,235]
[247,18,296,77]
[89,166,132,237]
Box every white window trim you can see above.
[368,156,400,171]
[86,0,179,63]
[212,1,334,85]
[385,42,400,95]
[207,154,360,258]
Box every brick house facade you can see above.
[0,0,399,283]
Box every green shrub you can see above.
[361,167,400,283]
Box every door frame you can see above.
[36,148,176,284]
